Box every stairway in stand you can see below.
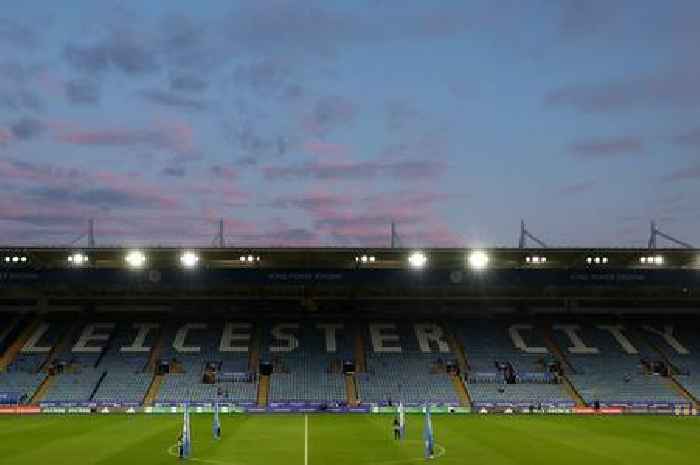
[450,373,471,407]
[145,327,167,373]
[40,320,83,373]
[353,323,366,373]
[0,316,42,371]
[345,374,359,407]
[142,374,164,406]
[249,323,262,373]
[30,373,54,404]
[443,321,469,374]
[257,374,270,407]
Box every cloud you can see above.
[161,166,186,177]
[0,62,45,85]
[233,59,293,96]
[302,95,356,135]
[226,120,290,160]
[302,140,348,159]
[556,0,623,40]
[267,192,349,211]
[224,1,477,58]
[570,137,643,158]
[0,18,38,49]
[557,180,596,196]
[385,99,419,131]
[0,127,11,144]
[0,89,43,112]
[55,121,195,158]
[210,165,237,180]
[170,74,208,93]
[64,33,159,76]
[28,186,173,209]
[659,164,700,183]
[672,128,700,147]
[263,159,445,181]
[545,70,700,113]
[138,89,207,110]
[10,117,45,141]
[65,79,100,105]
[158,14,220,71]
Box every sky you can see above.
[1,0,700,248]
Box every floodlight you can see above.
[3,257,9,263]
[240,256,246,262]
[468,250,489,270]
[654,255,663,265]
[11,256,19,263]
[125,250,146,268]
[68,253,88,266]
[408,251,427,269]
[20,257,27,262]
[369,256,376,263]
[640,257,647,264]
[180,251,199,269]
[361,255,368,263]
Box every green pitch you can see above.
[0,414,699,465]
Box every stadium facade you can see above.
[1,247,699,414]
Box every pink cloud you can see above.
[303,140,348,159]
[0,128,11,144]
[570,137,644,158]
[54,120,196,158]
[210,165,238,180]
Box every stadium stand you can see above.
[42,369,105,403]
[550,323,686,405]
[9,319,72,373]
[155,322,257,403]
[264,322,348,403]
[356,322,458,404]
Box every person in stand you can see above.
[393,417,401,440]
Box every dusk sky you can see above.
[2,1,700,248]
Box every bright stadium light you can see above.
[641,255,664,266]
[125,250,146,268]
[468,250,489,270]
[180,251,199,269]
[68,252,88,266]
[408,251,427,269]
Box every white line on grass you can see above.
[304,414,309,465]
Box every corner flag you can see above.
[423,404,434,460]
[398,401,406,440]
[182,403,192,458]
[213,402,221,440]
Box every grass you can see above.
[0,414,699,464]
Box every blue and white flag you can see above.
[423,404,434,459]
[213,401,221,440]
[182,403,192,458]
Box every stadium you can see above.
[3,1,700,464]
[1,238,700,464]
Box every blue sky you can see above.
[1,1,700,247]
